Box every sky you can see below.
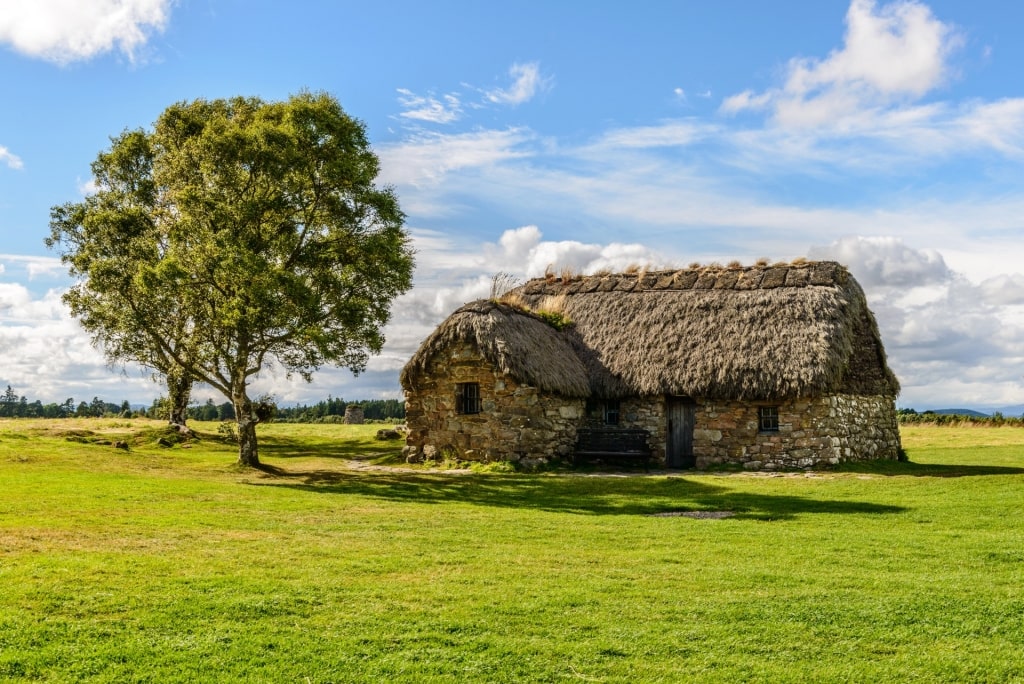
[2,0,1024,412]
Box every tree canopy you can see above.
[48,92,414,466]
[47,127,196,427]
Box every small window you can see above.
[457,383,481,415]
[758,406,779,432]
[603,399,620,426]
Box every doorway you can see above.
[666,396,696,468]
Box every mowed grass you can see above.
[1,420,1023,682]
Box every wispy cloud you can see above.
[396,88,463,124]
[376,128,534,189]
[0,0,173,64]
[485,62,551,105]
[0,145,24,170]
[584,120,714,151]
[0,254,68,281]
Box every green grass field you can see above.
[1,419,1023,682]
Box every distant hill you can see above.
[921,408,990,418]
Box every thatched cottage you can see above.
[400,261,902,470]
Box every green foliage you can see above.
[216,422,238,444]
[534,309,572,330]
[2,421,1024,680]
[897,411,1024,427]
[274,396,405,422]
[0,385,85,418]
[47,92,414,466]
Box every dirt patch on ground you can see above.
[648,510,736,519]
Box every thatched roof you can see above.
[402,261,899,400]
[401,299,591,396]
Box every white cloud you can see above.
[0,254,65,279]
[955,98,1024,156]
[807,236,1024,409]
[790,0,956,96]
[586,120,711,151]
[0,0,173,64]
[376,128,534,190]
[720,89,772,115]
[0,282,158,403]
[0,145,23,170]
[807,236,950,289]
[77,177,100,196]
[485,62,550,105]
[396,88,463,124]
[979,274,1024,306]
[721,0,962,129]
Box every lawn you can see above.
[1,419,1023,682]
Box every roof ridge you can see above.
[518,261,846,296]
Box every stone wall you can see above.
[693,394,901,470]
[343,406,364,424]
[620,397,667,464]
[405,339,901,471]
[403,341,583,467]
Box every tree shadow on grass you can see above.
[831,460,1024,478]
[248,469,906,520]
[254,435,403,463]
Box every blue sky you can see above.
[2,0,1024,411]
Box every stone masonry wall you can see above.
[405,339,901,471]
[404,341,583,467]
[620,397,666,464]
[694,394,901,470]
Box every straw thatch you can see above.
[401,299,591,396]
[402,261,899,401]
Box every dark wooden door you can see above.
[666,397,695,468]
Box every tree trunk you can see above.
[166,365,192,428]
[233,392,260,467]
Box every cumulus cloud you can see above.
[485,62,551,105]
[496,226,664,277]
[396,88,463,124]
[0,0,173,64]
[0,145,23,170]
[0,282,157,403]
[807,235,951,288]
[721,0,962,129]
[807,236,1024,408]
[979,274,1024,306]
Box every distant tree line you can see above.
[897,408,1024,427]
[0,384,129,418]
[0,384,405,424]
[273,397,405,423]
[154,395,404,423]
